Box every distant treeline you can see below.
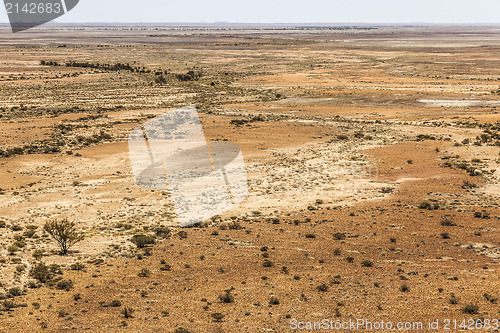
[40,60,153,73]
[40,60,203,82]
[265,26,379,31]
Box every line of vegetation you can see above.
[40,60,203,83]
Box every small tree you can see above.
[44,219,84,255]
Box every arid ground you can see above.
[0,24,498,332]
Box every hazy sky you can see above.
[1,0,499,24]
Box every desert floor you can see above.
[0,24,498,332]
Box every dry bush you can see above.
[44,219,84,255]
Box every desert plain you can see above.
[0,24,498,332]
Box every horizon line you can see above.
[1,22,500,25]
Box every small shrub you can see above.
[56,280,73,291]
[333,233,345,240]
[400,284,410,292]
[483,293,497,304]
[107,300,122,307]
[262,260,273,267]
[474,211,490,219]
[227,221,243,230]
[154,226,171,238]
[32,250,43,260]
[130,234,156,248]
[211,313,225,322]
[29,262,61,285]
[177,230,188,239]
[7,245,19,253]
[316,284,328,292]
[70,262,85,270]
[361,260,373,267]
[305,233,316,239]
[13,240,26,248]
[441,219,456,226]
[8,287,22,297]
[173,328,191,333]
[381,187,393,194]
[11,224,23,231]
[269,297,280,305]
[219,292,234,304]
[160,264,172,271]
[419,202,432,210]
[345,256,354,263]
[440,232,450,239]
[3,300,15,311]
[175,69,202,82]
[138,268,150,277]
[122,307,134,318]
[462,180,478,189]
[461,303,479,314]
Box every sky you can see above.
[1,0,499,24]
